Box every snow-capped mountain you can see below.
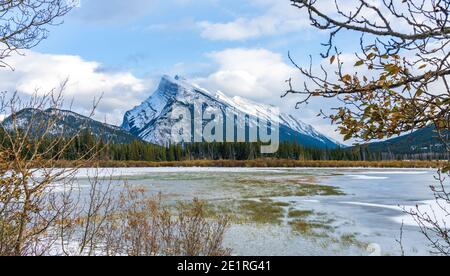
[3,108,138,144]
[122,75,340,149]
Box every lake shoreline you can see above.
[50,159,445,169]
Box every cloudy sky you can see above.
[0,0,366,143]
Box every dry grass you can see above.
[238,199,286,224]
[288,210,314,218]
[96,187,231,256]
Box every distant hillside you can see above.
[367,125,448,154]
[2,108,140,144]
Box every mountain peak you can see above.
[157,75,211,99]
[174,75,186,81]
[122,75,340,149]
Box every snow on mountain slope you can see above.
[122,75,340,149]
[3,108,138,144]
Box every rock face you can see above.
[122,75,340,149]
[3,108,138,144]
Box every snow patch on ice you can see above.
[341,200,450,228]
[362,171,429,175]
[348,175,389,180]
[340,201,401,211]
[395,200,450,228]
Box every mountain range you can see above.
[367,125,447,154]
[1,75,442,154]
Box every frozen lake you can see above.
[69,167,445,256]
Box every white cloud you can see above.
[199,17,280,41]
[196,48,295,101]
[197,0,421,42]
[0,51,154,125]
[74,0,158,22]
[198,0,309,41]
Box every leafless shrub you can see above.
[0,86,103,256]
[97,185,231,257]
[0,84,107,255]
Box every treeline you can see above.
[57,131,380,162]
[106,141,448,162]
[101,136,450,162]
[106,141,365,162]
[2,129,447,162]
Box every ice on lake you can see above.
[60,167,446,256]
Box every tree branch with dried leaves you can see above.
[287,0,450,255]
